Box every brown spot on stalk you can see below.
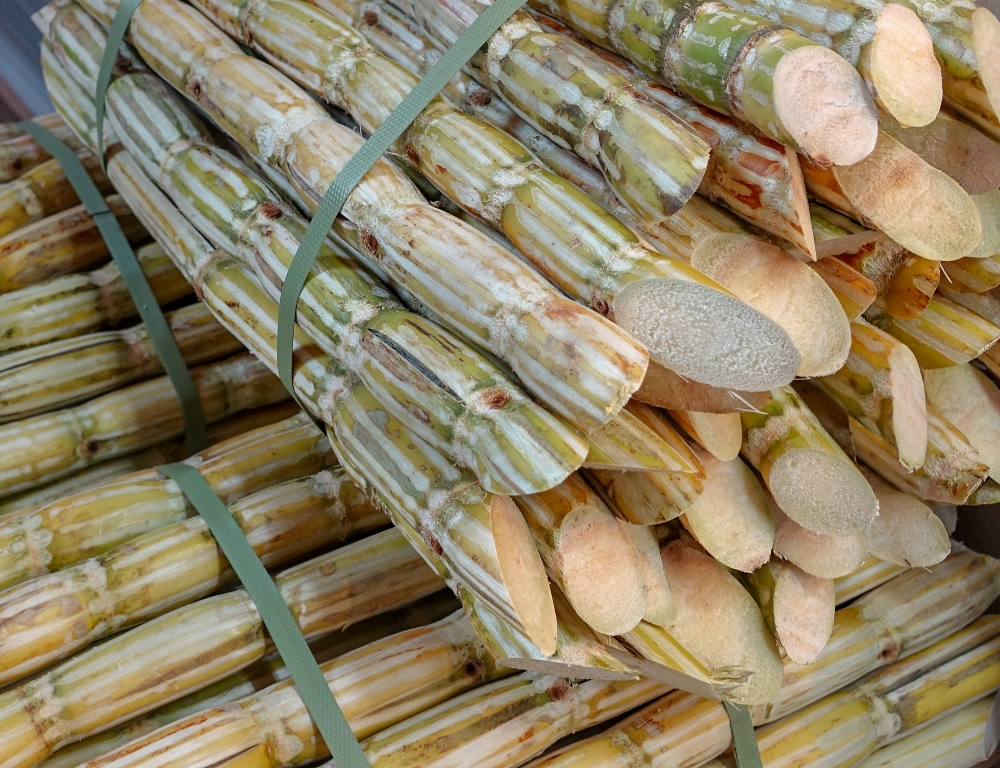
[738,150,782,179]
[188,80,203,99]
[879,640,900,663]
[469,90,492,107]
[363,9,379,25]
[81,438,101,457]
[481,388,510,409]
[244,30,254,45]
[360,229,379,254]
[591,295,610,317]
[260,202,283,219]
[436,165,448,175]
[547,679,569,700]
[319,561,339,576]
[463,658,485,679]
[404,145,420,166]
[427,534,443,556]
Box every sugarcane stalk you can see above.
[0,302,242,422]
[741,386,878,535]
[925,363,1000,484]
[834,557,907,605]
[0,241,191,354]
[893,0,1000,139]
[851,407,988,504]
[0,194,147,292]
[0,113,82,183]
[942,252,1000,293]
[0,352,288,499]
[811,203,940,320]
[63,0,666,434]
[861,468,951,568]
[0,412,334,590]
[814,318,928,470]
[741,559,835,665]
[507,0,881,164]
[772,503,868,578]
[187,0,802,394]
[880,111,1000,196]
[514,474,648,635]
[668,410,741,461]
[800,132,984,261]
[583,408,703,473]
[0,543,452,768]
[941,286,1000,328]
[855,694,997,768]
[679,447,774,573]
[809,256,878,321]
[0,469,384,687]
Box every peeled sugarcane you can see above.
[855,694,998,768]
[186,0,808,391]
[851,407,989,504]
[809,256,879,321]
[584,402,706,525]
[0,241,190,353]
[834,557,907,605]
[741,386,878,535]
[514,475,649,636]
[862,468,952,567]
[527,554,1000,768]
[814,318,928,470]
[871,295,1000,368]
[0,113,81,182]
[0,469,384,687]
[0,194,146,291]
[0,351,288,499]
[801,132,983,261]
[0,533,451,768]
[0,153,110,239]
[668,410,741,461]
[772,503,868,578]
[0,411,334,590]
[894,0,1000,139]
[811,203,940,320]
[925,363,1000,481]
[741,560,834,665]
[0,302,242,422]
[678,448,774,572]
[880,111,1000,195]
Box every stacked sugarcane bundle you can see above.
[0,0,997,761]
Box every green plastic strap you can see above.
[93,0,144,171]
[275,0,528,398]
[158,463,370,768]
[16,119,208,454]
[724,701,764,768]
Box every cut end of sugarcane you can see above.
[888,340,929,470]
[968,190,1000,260]
[674,411,742,461]
[771,563,835,665]
[973,7,1000,122]
[769,448,879,535]
[832,132,983,261]
[862,468,951,567]
[773,45,879,166]
[786,152,818,260]
[867,4,942,128]
[692,234,851,377]
[634,363,773,413]
[613,277,800,392]
[491,495,558,656]
[559,506,648,636]
[772,505,869,578]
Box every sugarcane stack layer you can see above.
[0,0,995,762]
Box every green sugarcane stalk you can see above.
[0,241,191,354]
[60,0,654,435]
[186,0,800,394]
[0,411,334,590]
[834,557,907,605]
[0,469,384,687]
[0,302,242,422]
[0,529,448,768]
[0,114,83,183]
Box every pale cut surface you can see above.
[620,521,676,628]
[862,468,951,567]
[771,562,835,665]
[774,45,879,166]
[692,234,851,376]
[772,505,868,578]
[660,541,784,705]
[787,152,817,259]
[968,190,1000,260]
[492,496,558,655]
[634,363,773,413]
[681,449,774,573]
[671,410,742,461]
[924,364,1000,482]
[931,504,958,535]
[832,132,982,261]
[613,278,800,391]
[974,7,1000,121]
[769,448,879,535]
[880,112,1000,195]
[887,336,930,471]
[867,4,942,128]
[559,506,648,635]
